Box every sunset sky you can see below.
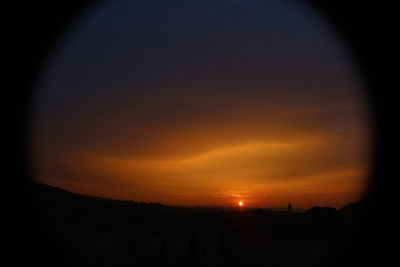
[31,0,371,209]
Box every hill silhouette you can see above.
[29,182,366,267]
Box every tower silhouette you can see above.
[288,203,293,213]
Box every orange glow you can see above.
[239,201,243,207]
[35,132,370,209]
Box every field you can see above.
[30,182,362,267]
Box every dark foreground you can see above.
[29,183,365,267]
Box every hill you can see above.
[29,182,363,267]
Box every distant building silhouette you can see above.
[288,203,293,213]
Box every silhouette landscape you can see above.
[30,181,366,267]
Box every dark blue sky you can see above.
[37,0,355,114]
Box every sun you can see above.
[238,201,243,207]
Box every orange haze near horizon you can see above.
[34,109,370,209]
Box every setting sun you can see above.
[238,201,243,207]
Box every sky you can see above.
[31,0,371,209]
